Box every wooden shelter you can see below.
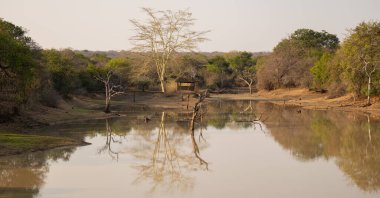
[176,76,197,92]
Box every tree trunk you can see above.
[104,95,111,113]
[159,78,166,93]
[367,76,371,105]
[249,84,252,94]
[104,83,111,113]
[105,100,110,113]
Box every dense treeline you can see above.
[257,22,380,105]
[0,18,131,115]
[257,29,339,90]
[1,18,379,117]
[0,18,40,118]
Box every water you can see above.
[1,101,379,198]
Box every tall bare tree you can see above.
[130,8,208,92]
[89,58,129,113]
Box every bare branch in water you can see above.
[189,90,209,169]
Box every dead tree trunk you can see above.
[189,90,208,169]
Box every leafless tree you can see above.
[130,8,209,92]
[93,70,125,113]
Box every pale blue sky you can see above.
[1,0,379,52]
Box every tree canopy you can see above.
[130,8,208,92]
[0,18,39,101]
[257,29,339,90]
[338,21,380,101]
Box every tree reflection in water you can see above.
[236,100,268,131]
[0,147,76,198]
[97,119,126,161]
[335,114,380,192]
[201,100,380,193]
[131,110,209,193]
[1,100,379,196]
[246,101,380,193]
[190,92,209,169]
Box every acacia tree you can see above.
[229,52,257,94]
[89,58,129,113]
[130,8,208,92]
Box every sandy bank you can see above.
[210,88,380,118]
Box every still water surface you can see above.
[1,101,380,198]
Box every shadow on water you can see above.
[0,147,76,198]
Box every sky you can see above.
[1,0,380,52]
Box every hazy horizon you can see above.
[1,0,380,52]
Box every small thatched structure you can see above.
[175,76,197,92]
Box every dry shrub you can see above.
[327,83,347,99]
[257,78,275,91]
[256,67,276,91]
[204,73,220,89]
[40,88,61,108]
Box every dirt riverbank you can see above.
[3,88,380,129]
[210,88,380,118]
[0,91,200,132]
